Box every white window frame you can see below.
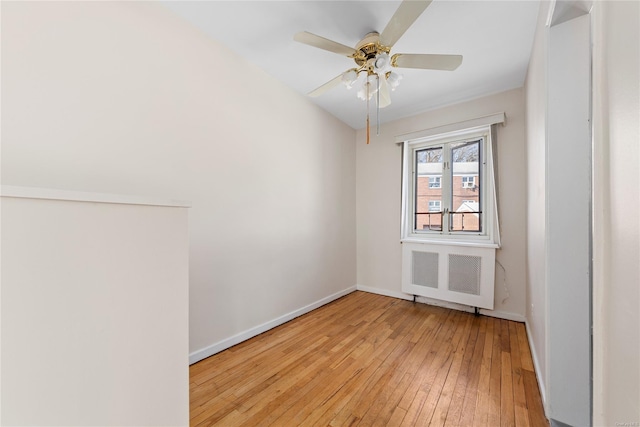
[428,176,441,188]
[401,125,500,248]
[428,200,441,212]
[461,176,475,188]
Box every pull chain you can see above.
[366,79,370,144]
[376,74,380,135]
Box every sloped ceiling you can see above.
[163,1,540,129]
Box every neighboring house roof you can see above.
[456,201,480,213]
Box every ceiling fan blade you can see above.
[308,74,344,97]
[378,76,391,108]
[392,53,463,71]
[294,31,356,57]
[380,0,433,48]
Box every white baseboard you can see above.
[356,285,525,322]
[479,308,526,323]
[416,295,526,322]
[356,284,413,301]
[189,286,357,365]
[525,320,548,413]
[190,285,528,366]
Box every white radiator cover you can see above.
[402,242,495,310]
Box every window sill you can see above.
[400,237,500,249]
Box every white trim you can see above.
[525,320,549,415]
[414,295,526,322]
[356,284,413,301]
[0,185,191,208]
[400,238,499,249]
[395,112,505,143]
[189,286,357,365]
[479,309,525,323]
[355,286,525,322]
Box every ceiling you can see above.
[162,1,540,129]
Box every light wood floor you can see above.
[190,291,548,426]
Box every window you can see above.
[401,125,500,246]
[461,176,475,188]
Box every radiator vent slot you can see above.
[411,251,438,288]
[448,254,481,295]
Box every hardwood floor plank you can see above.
[245,356,359,426]
[273,303,405,425]
[402,390,429,427]
[325,341,401,425]
[230,351,337,424]
[425,314,475,426]
[501,318,511,353]
[517,322,535,371]
[427,348,462,426]
[397,310,458,415]
[406,311,469,425]
[509,321,530,427]
[188,292,548,427]
[501,351,515,427]
[387,406,408,426]
[456,315,487,427]
[473,316,495,427]
[523,369,548,427]
[488,318,503,427]
[368,372,414,427]
[192,333,328,416]
[355,343,416,425]
[247,341,387,422]
[515,406,531,427]
[442,315,482,427]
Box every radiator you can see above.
[401,242,495,310]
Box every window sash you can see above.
[400,124,500,247]
[412,138,483,235]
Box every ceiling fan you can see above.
[293,0,462,141]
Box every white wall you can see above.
[356,88,528,320]
[526,1,640,423]
[1,190,189,426]
[546,14,591,426]
[592,1,640,425]
[1,1,357,363]
[524,1,551,404]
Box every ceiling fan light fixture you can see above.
[341,69,359,89]
[373,52,392,74]
[387,71,403,90]
[356,74,379,101]
[356,85,369,101]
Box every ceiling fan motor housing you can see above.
[354,32,390,67]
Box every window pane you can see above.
[415,147,442,231]
[428,200,441,212]
[450,140,481,232]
